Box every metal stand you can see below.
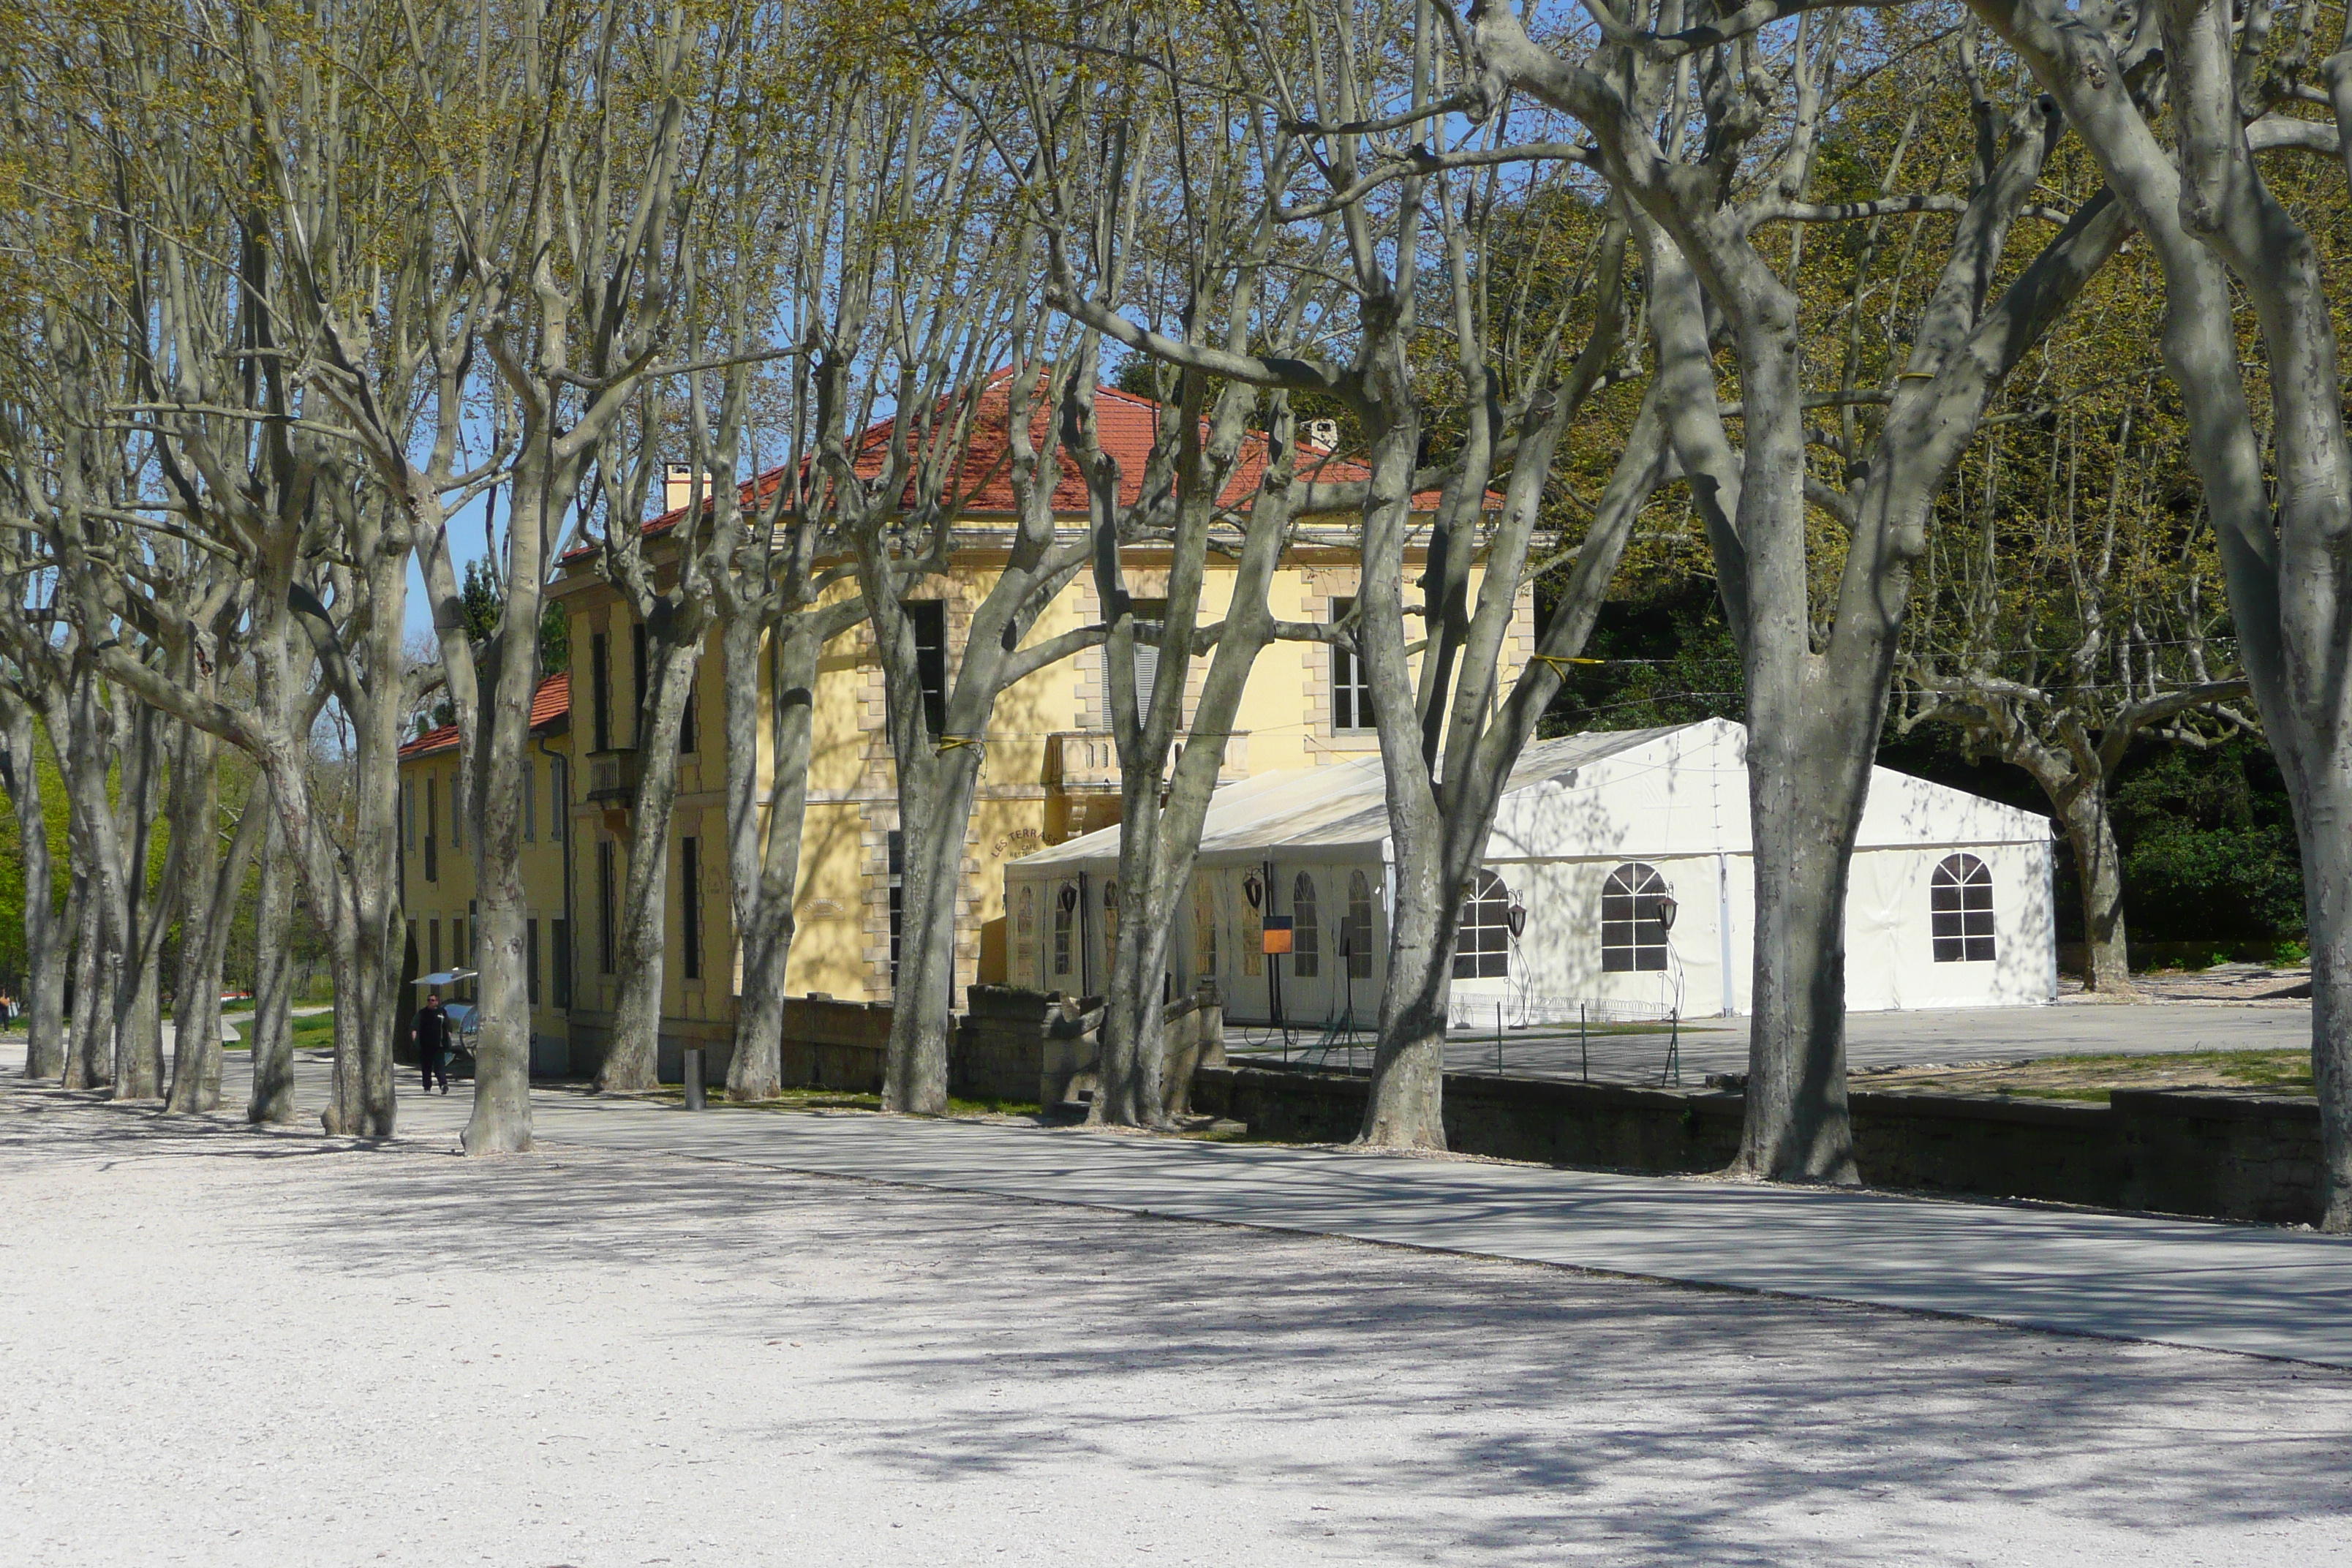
[1658,1011,1681,1087]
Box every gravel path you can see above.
[4,1085,2350,1566]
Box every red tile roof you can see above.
[572,371,1485,559]
[399,671,570,762]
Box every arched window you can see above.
[1053,883,1078,978]
[1344,870,1376,979]
[1931,853,1997,962]
[1454,869,1513,979]
[1014,886,1036,982]
[1602,863,1671,973]
[1291,872,1321,978]
[1194,880,1218,982]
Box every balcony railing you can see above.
[585,747,641,808]
[1044,730,1249,794]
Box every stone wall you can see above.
[954,984,1225,1109]
[1191,1065,2323,1225]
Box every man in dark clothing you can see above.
[413,992,450,1095]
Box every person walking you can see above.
[412,991,450,1095]
[0,991,15,1033]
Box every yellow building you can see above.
[406,379,1531,1074]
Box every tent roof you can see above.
[1011,725,1685,873]
[1009,718,2051,876]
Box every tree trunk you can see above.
[599,630,702,1093]
[723,612,836,1103]
[1,693,67,1079]
[881,752,981,1115]
[165,718,225,1112]
[2306,792,2352,1232]
[459,640,540,1154]
[2062,785,2136,996]
[1353,393,1450,1150]
[64,868,106,1089]
[1736,698,1866,1183]
[246,808,298,1124]
[109,699,170,1102]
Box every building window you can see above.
[1193,880,1218,984]
[1343,870,1376,979]
[1932,853,1997,963]
[1104,598,1166,723]
[681,836,702,981]
[592,630,611,752]
[551,755,567,843]
[551,918,572,1009]
[1053,883,1077,979]
[679,659,698,755]
[1454,869,1513,979]
[451,769,462,851]
[887,831,904,987]
[905,600,948,738]
[1014,886,1036,984]
[522,759,536,842]
[1330,597,1373,732]
[1602,862,1672,973]
[598,840,617,974]
[451,919,464,989]
[527,919,540,1007]
[1291,872,1321,979]
[428,918,441,976]
[402,780,412,856]
[423,777,438,883]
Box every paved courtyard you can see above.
[4,1044,2351,1565]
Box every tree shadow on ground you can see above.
[6,1082,2349,1564]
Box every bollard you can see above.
[682,1047,705,1111]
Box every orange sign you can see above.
[1262,915,1294,955]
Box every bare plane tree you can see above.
[1469,1,2127,1177]
[1959,0,2352,1226]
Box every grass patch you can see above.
[220,1009,338,1052]
[1856,1047,2313,1102]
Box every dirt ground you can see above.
[3,1085,2349,1567]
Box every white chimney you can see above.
[1305,418,1340,451]
[663,462,696,516]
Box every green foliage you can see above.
[0,731,72,990]
[2110,739,2305,943]
[539,598,570,680]
[460,559,503,645]
[1539,583,1745,734]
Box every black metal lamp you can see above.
[1654,894,1678,933]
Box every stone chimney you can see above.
[663,463,696,516]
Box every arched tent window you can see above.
[1194,880,1218,983]
[1931,853,1997,962]
[1014,886,1036,982]
[1602,864,1671,972]
[1292,873,1321,979]
[1454,869,1513,979]
[1344,870,1376,979]
[1053,883,1078,978]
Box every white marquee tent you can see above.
[1003,718,2058,1029]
